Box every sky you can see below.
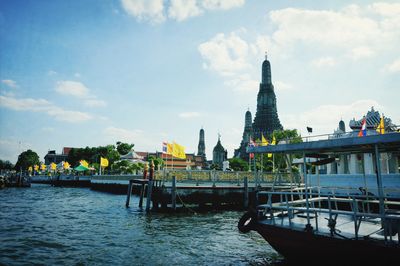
[0,0,399,164]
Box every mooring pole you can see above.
[374,144,386,227]
[244,176,249,209]
[125,180,133,208]
[139,183,145,208]
[145,179,153,212]
[172,176,177,210]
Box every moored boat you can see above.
[239,133,400,264]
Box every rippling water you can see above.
[0,184,283,265]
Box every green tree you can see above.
[268,129,303,172]
[228,157,248,171]
[112,160,141,174]
[148,155,164,170]
[15,150,40,171]
[0,159,14,170]
[116,142,134,155]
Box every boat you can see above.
[239,133,400,264]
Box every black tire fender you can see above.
[238,211,257,233]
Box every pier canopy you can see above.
[247,133,400,156]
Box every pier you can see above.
[120,170,302,211]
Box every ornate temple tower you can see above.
[213,135,227,168]
[252,54,283,139]
[234,110,253,160]
[197,128,206,157]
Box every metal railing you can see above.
[257,190,400,244]
[155,169,301,187]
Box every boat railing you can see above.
[256,190,400,244]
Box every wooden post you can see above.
[171,176,176,210]
[145,180,153,212]
[125,180,133,208]
[244,176,249,209]
[139,183,145,208]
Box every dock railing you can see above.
[155,169,301,187]
[257,190,400,244]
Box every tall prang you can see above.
[234,110,253,160]
[197,128,206,157]
[252,53,283,140]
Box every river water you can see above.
[0,184,284,265]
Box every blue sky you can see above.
[1,0,399,163]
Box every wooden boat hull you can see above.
[254,222,400,264]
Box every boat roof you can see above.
[247,132,400,155]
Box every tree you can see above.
[148,155,164,170]
[15,150,40,171]
[228,157,248,171]
[116,142,134,155]
[269,129,303,172]
[0,159,14,170]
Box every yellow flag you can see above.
[80,160,89,168]
[271,135,277,145]
[40,164,47,170]
[63,161,71,169]
[167,143,174,155]
[376,116,385,134]
[100,157,109,167]
[34,165,39,171]
[50,162,57,170]
[28,166,33,172]
[172,142,186,159]
[261,134,269,146]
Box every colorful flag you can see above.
[271,135,277,145]
[376,116,385,134]
[172,142,186,159]
[100,157,109,167]
[40,164,47,170]
[358,117,367,137]
[248,138,255,159]
[34,165,39,171]
[50,162,57,170]
[63,161,71,169]
[80,160,89,168]
[261,134,269,146]
[162,142,168,153]
[167,143,173,154]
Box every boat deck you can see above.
[256,193,400,243]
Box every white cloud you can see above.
[268,4,400,58]
[383,58,400,73]
[224,74,258,93]
[281,99,381,136]
[0,95,92,122]
[368,2,400,17]
[1,79,18,88]
[121,0,245,23]
[201,0,245,10]
[168,0,202,21]
[84,99,107,107]
[103,127,146,145]
[274,81,293,91]
[179,112,201,118]
[55,80,89,98]
[198,32,251,76]
[350,46,374,60]
[311,57,337,68]
[121,0,165,24]
[55,80,107,108]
